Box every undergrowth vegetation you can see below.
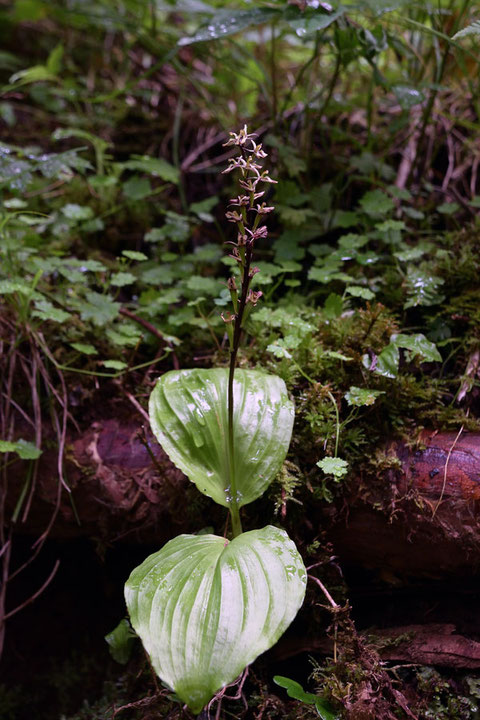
[1,0,480,718]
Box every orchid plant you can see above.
[124,126,306,715]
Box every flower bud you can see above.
[227,276,238,312]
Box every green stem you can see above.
[230,506,243,539]
[327,389,340,458]
[226,243,253,538]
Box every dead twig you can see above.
[120,306,179,370]
[432,425,465,518]
[4,559,60,620]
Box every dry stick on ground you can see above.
[119,306,179,370]
[0,338,22,655]
[181,130,227,171]
[0,329,70,656]
[3,559,60,621]
[432,424,465,518]
[19,353,41,521]
[309,573,340,663]
[206,667,249,720]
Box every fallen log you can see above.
[328,430,480,580]
[275,623,480,669]
[8,415,192,544]
[8,419,480,579]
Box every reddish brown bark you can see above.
[9,421,480,578]
[276,623,480,669]
[328,430,480,579]
[8,416,191,544]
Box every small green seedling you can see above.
[274,675,338,719]
[124,127,306,714]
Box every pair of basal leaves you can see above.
[125,368,306,713]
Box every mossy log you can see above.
[276,623,480,669]
[328,430,480,580]
[9,423,480,580]
[8,417,191,544]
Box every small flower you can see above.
[247,290,263,305]
[239,178,259,193]
[221,310,236,323]
[229,195,250,207]
[225,210,243,223]
[223,124,256,147]
[247,225,268,241]
[229,248,242,263]
[244,156,261,174]
[258,170,278,184]
[255,203,275,215]
[250,142,267,159]
[222,156,247,174]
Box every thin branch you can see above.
[4,559,60,620]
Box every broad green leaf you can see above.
[338,233,369,251]
[178,8,278,45]
[287,7,345,36]
[0,439,42,460]
[190,196,218,222]
[392,333,442,363]
[110,271,136,287]
[274,676,338,719]
[332,210,359,228]
[121,155,179,184]
[70,342,97,355]
[267,341,293,359]
[123,176,151,200]
[317,457,348,479]
[273,675,316,704]
[61,203,94,221]
[125,526,306,713]
[186,275,222,295]
[345,286,375,300]
[32,299,70,323]
[149,369,294,508]
[105,619,136,665]
[359,189,394,217]
[314,698,339,720]
[345,386,384,406]
[122,250,148,261]
[146,212,190,244]
[102,360,128,370]
[308,267,350,284]
[0,280,39,296]
[323,293,343,319]
[363,342,399,378]
[106,325,142,347]
[276,205,316,226]
[394,246,426,262]
[375,219,405,244]
[437,202,460,215]
[78,291,120,326]
[69,259,107,273]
